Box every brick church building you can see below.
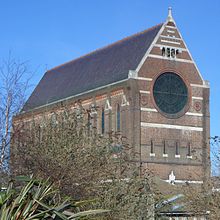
[12,8,210,183]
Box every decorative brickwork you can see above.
[11,10,210,184]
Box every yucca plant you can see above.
[0,176,109,220]
[0,175,66,219]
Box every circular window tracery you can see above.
[153,72,188,117]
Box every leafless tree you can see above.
[177,136,220,219]
[0,53,31,171]
[211,136,220,176]
[12,106,161,219]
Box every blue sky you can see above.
[0,1,219,138]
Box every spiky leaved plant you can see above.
[0,176,109,220]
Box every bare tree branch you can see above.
[0,53,31,171]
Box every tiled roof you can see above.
[23,23,163,111]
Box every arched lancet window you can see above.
[101,108,105,134]
[116,104,120,132]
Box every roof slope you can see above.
[23,23,163,111]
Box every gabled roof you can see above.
[23,23,163,112]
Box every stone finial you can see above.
[167,7,174,22]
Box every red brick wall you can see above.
[136,22,210,181]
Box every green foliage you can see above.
[0,176,65,219]
[0,176,109,220]
[12,107,160,219]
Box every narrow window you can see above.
[187,142,191,156]
[176,141,179,155]
[101,108,105,134]
[166,48,171,57]
[163,140,166,154]
[176,49,179,55]
[116,104,120,132]
[162,47,166,56]
[171,48,175,58]
[150,139,154,154]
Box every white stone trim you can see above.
[141,122,203,131]
[121,94,129,106]
[163,154,168,158]
[175,25,205,82]
[175,154,181,158]
[121,103,129,107]
[167,30,175,34]
[164,179,203,184]
[141,107,157,112]
[104,99,112,111]
[148,54,193,63]
[128,70,138,78]
[140,108,203,117]
[190,83,209,88]
[187,155,193,159]
[175,180,203,184]
[166,25,177,29]
[160,35,182,41]
[161,39,181,45]
[134,77,153,81]
[192,96,203,100]
[150,153,155,157]
[135,24,165,73]
[140,90,150,94]
[185,112,203,117]
[90,111,97,116]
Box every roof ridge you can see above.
[48,23,163,73]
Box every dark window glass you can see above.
[176,141,179,155]
[150,139,154,154]
[116,104,120,132]
[153,72,188,115]
[101,108,105,134]
[171,48,175,58]
[187,142,191,156]
[163,140,166,154]
[167,48,170,57]
[162,47,166,56]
